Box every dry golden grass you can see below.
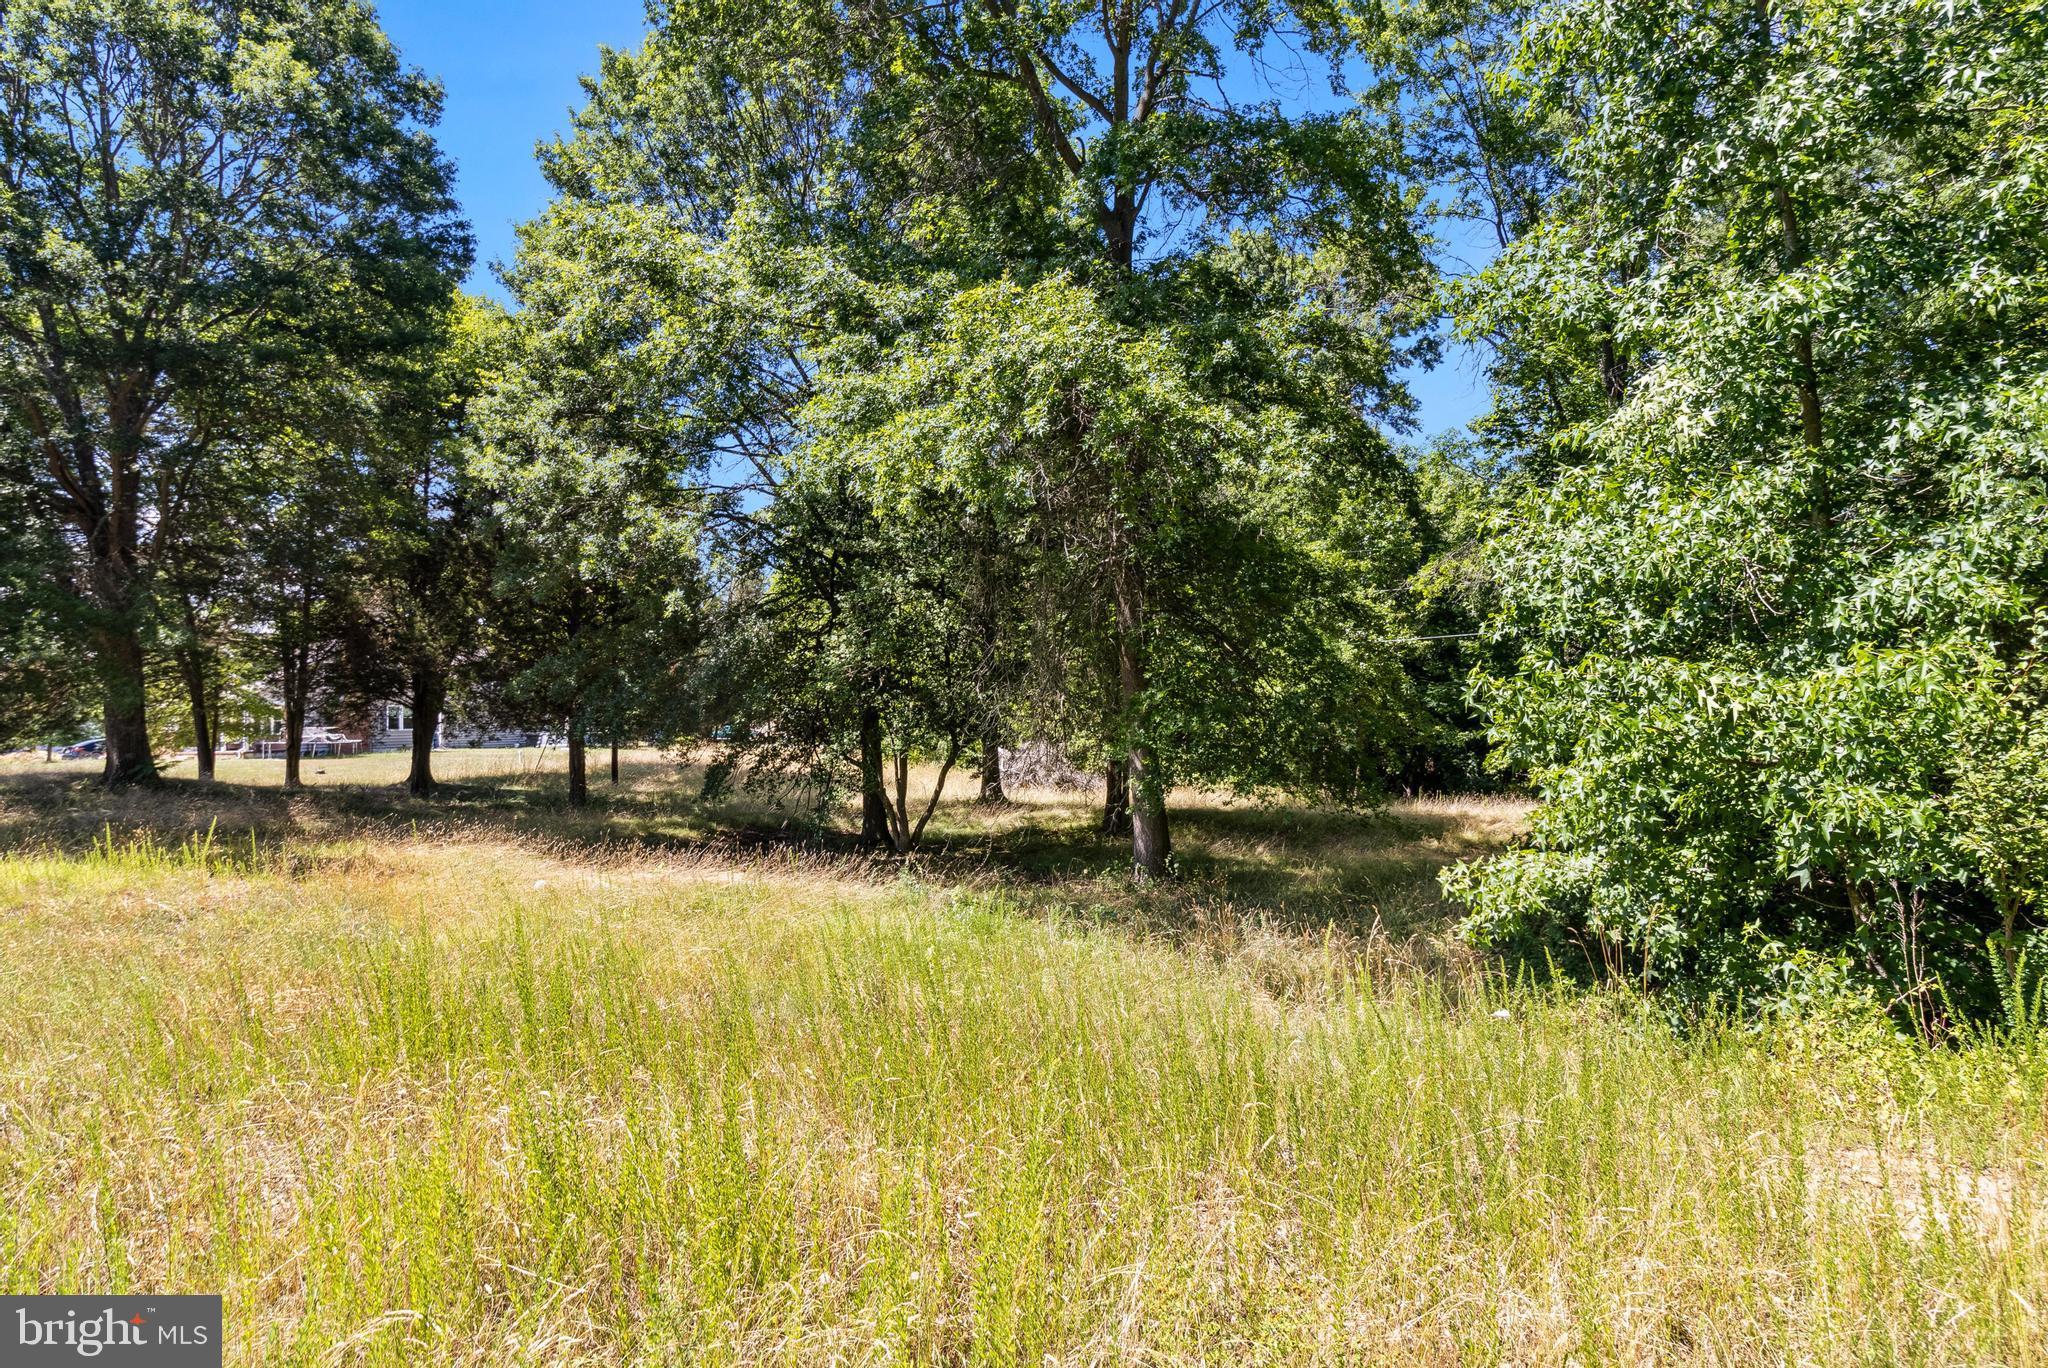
[0,764,2041,1364]
[0,743,665,788]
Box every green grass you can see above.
[0,765,2042,1363]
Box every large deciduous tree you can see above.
[0,0,468,784]
[806,269,1424,841]
[470,281,710,809]
[865,0,1430,876]
[490,0,1059,828]
[1331,0,1608,469]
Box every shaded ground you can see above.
[0,749,1527,949]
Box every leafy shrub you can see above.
[1445,0,2048,1031]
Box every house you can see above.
[358,700,540,753]
[232,699,542,756]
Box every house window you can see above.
[384,704,413,732]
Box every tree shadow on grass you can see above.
[904,792,1527,942]
[0,766,1526,942]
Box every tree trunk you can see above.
[972,533,1009,805]
[890,750,911,851]
[1101,759,1131,837]
[1103,164,1165,874]
[859,703,889,847]
[567,724,588,806]
[979,719,1006,803]
[177,646,214,782]
[93,619,157,786]
[58,398,158,788]
[893,735,963,854]
[281,647,307,791]
[1598,336,1628,407]
[407,667,444,797]
[610,739,620,785]
[1111,558,1168,878]
[1789,319,1823,446]
[1128,744,1169,875]
[1773,180,1825,462]
[174,588,217,781]
[1757,0,1827,521]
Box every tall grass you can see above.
[0,828,2041,1364]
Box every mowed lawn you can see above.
[0,757,2041,1364]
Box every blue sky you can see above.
[377,0,1488,439]
[376,1,648,287]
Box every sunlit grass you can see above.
[0,744,667,789]
[0,779,2041,1363]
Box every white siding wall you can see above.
[368,708,538,750]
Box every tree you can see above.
[862,0,1431,875]
[348,297,503,797]
[519,0,1433,875]
[239,432,376,791]
[0,0,468,784]
[152,446,262,782]
[1335,0,1613,469]
[805,272,1425,846]
[1444,0,2048,1027]
[467,480,704,808]
[699,464,1019,852]
[489,0,1057,826]
[470,291,710,809]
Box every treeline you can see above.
[3,0,2044,1021]
[0,0,1490,848]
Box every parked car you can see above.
[60,738,105,760]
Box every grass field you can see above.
[0,754,2042,1363]
[4,744,619,789]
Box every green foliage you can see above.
[696,469,1010,847]
[349,300,503,686]
[1325,0,1599,468]
[488,0,1442,862]
[469,299,710,778]
[235,427,382,752]
[0,481,96,749]
[1445,0,2048,1027]
[806,271,1424,802]
[1397,436,1516,790]
[0,0,469,781]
